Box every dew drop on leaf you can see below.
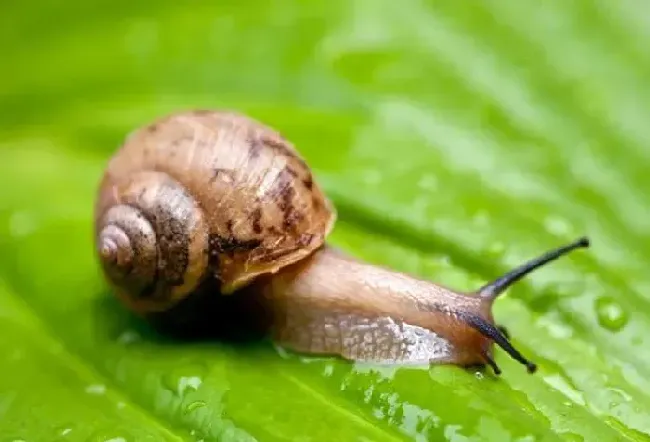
[595,296,629,332]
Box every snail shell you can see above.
[94,110,335,314]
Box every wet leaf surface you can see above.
[1,1,649,440]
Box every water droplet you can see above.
[58,426,73,436]
[595,296,628,332]
[162,364,204,397]
[184,400,207,414]
[85,384,106,395]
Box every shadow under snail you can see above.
[94,109,590,376]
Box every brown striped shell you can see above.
[94,110,336,314]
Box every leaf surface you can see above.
[1,0,649,440]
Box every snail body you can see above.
[94,110,589,375]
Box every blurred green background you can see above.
[2,1,650,441]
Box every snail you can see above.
[94,109,590,375]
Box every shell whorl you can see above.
[95,171,209,313]
[94,109,336,313]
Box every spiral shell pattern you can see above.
[94,110,335,313]
[96,171,210,313]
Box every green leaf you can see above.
[1,0,649,440]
